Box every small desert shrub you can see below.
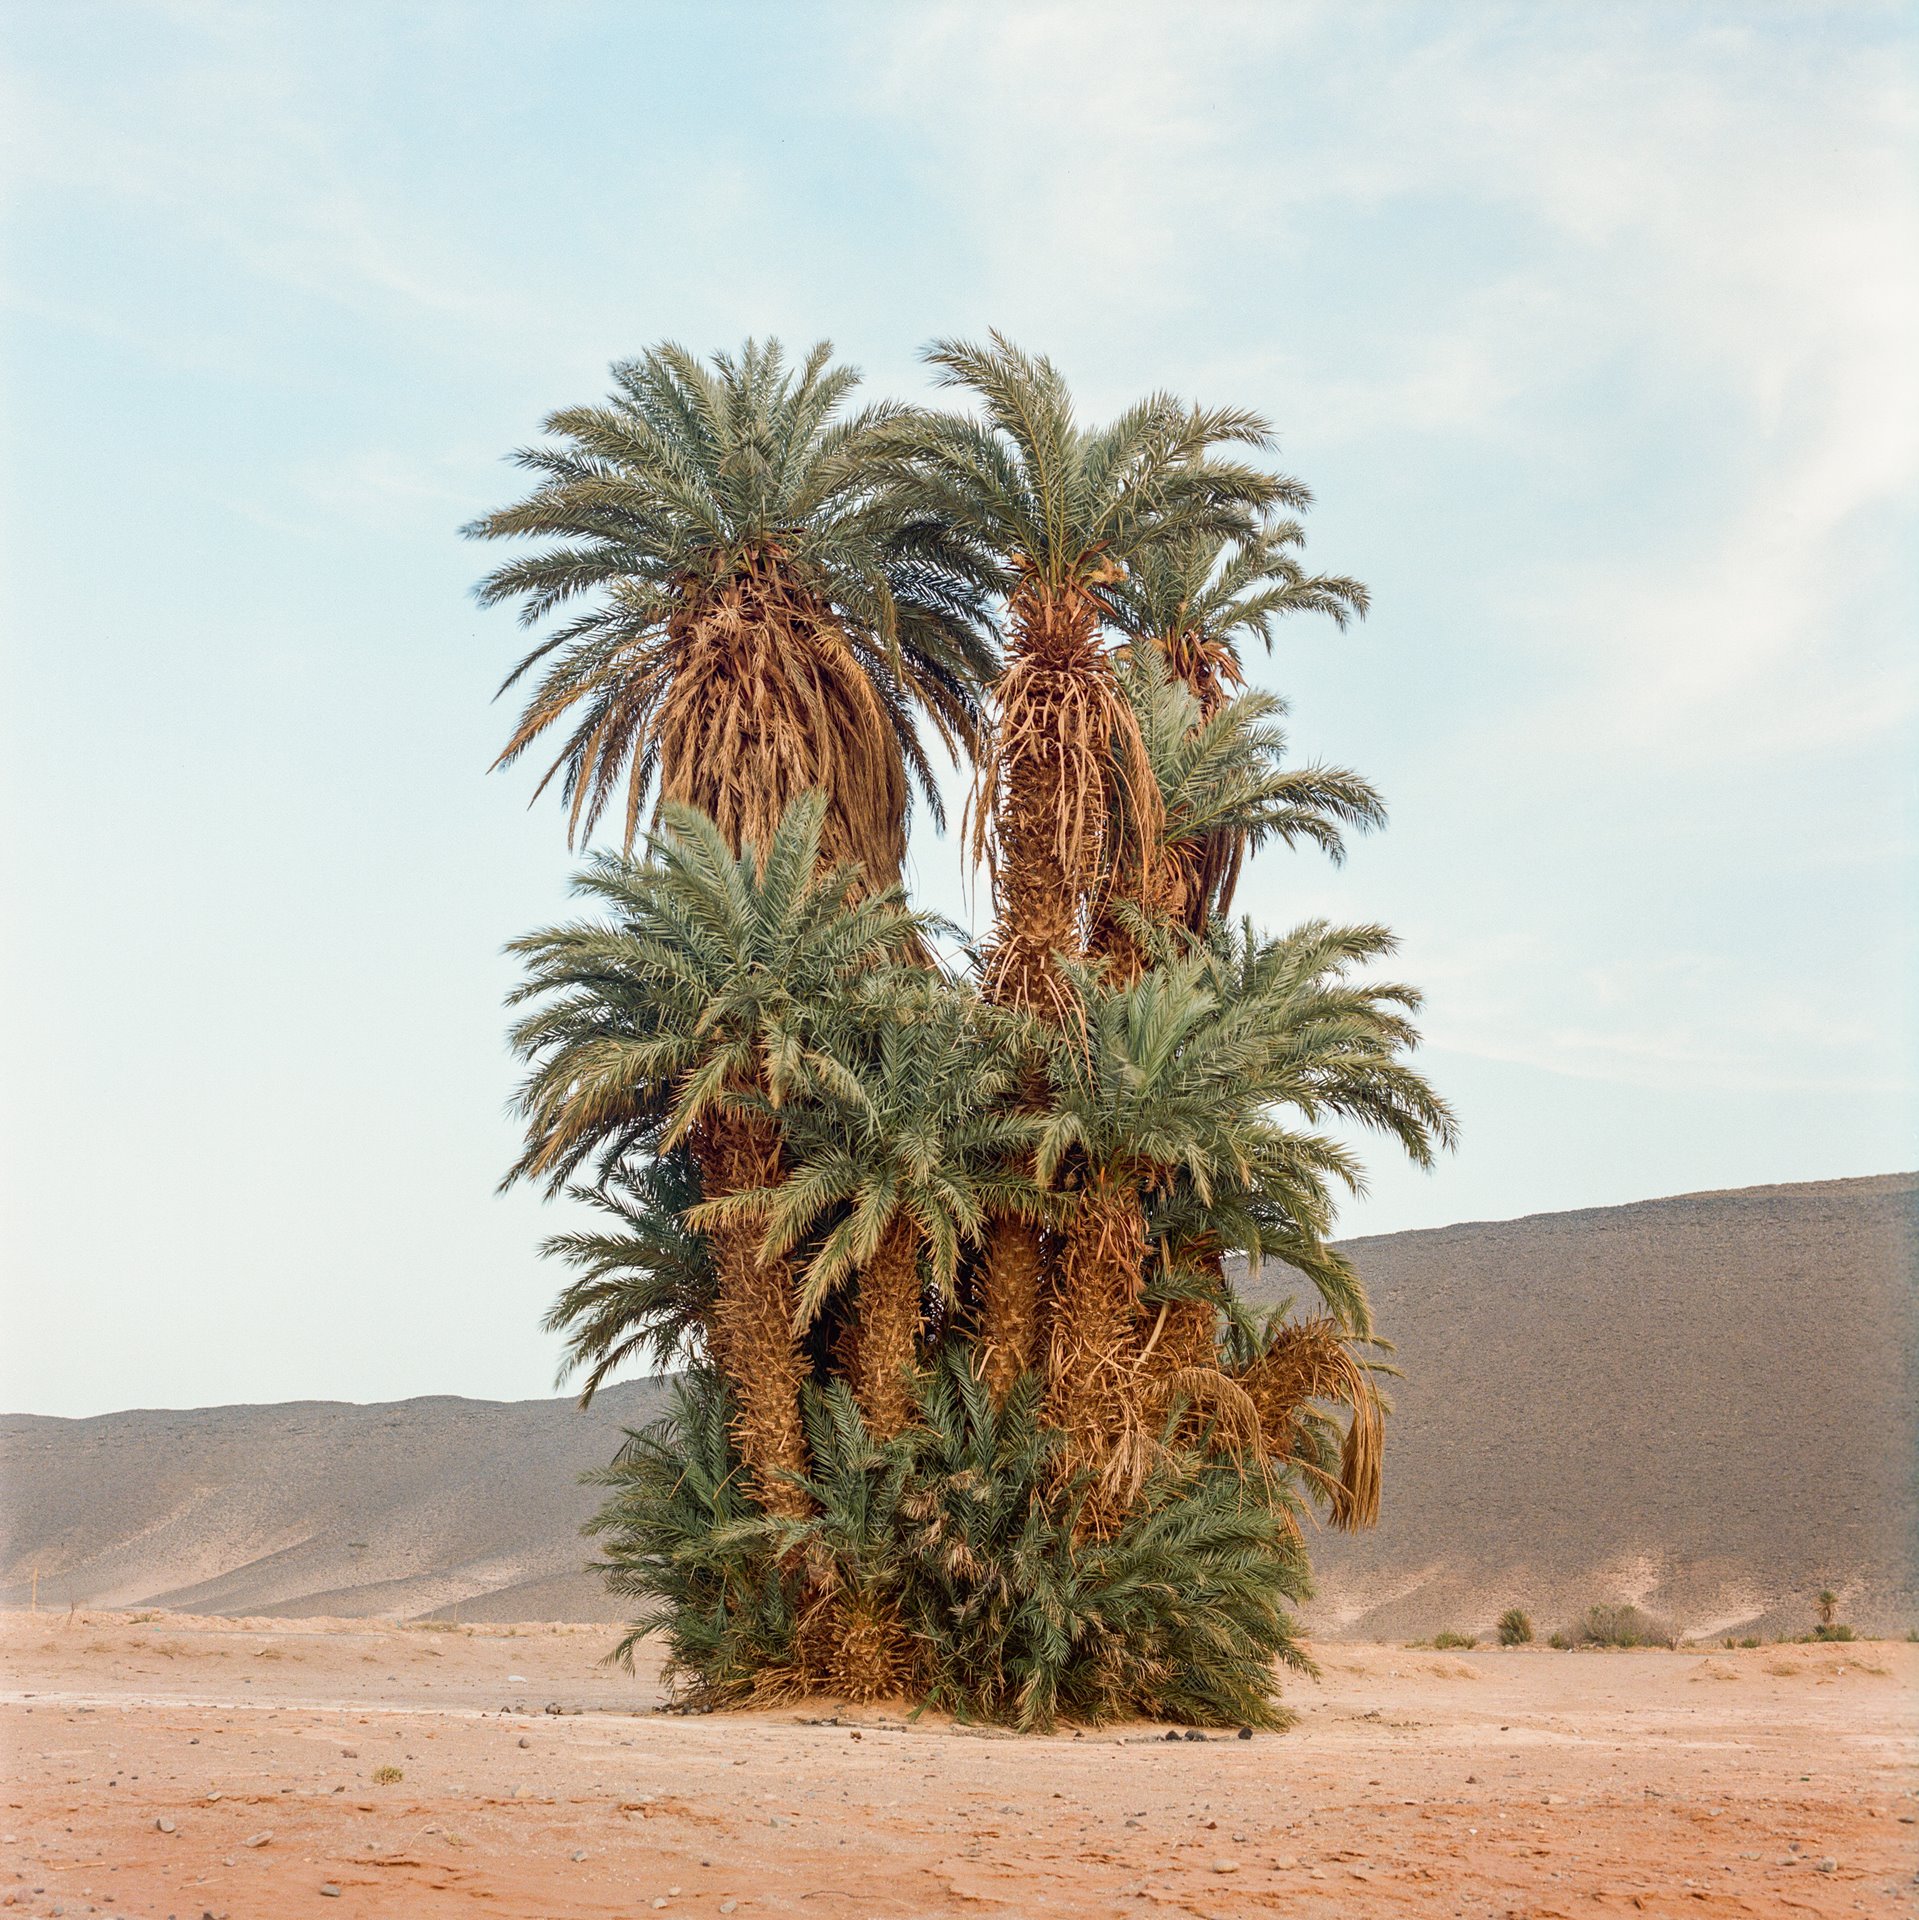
[1571,1604,1676,1650]
[1811,1623,1856,1642]
[1432,1630,1478,1650]
[372,1765,403,1785]
[1547,1629,1573,1649]
[1497,1609,1533,1647]
[588,1357,1315,1731]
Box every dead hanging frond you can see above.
[1230,1314,1387,1532]
[971,572,1162,1007]
[655,549,909,883]
[470,337,994,865]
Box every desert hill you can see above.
[1238,1171,1916,1639]
[3,1173,1912,1639]
[0,1382,661,1623]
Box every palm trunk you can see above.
[977,1216,1044,1405]
[976,578,1148,1399]
[854,1215,922,1441]
[692,1109,811,1519]
[1044,1175,1149,1488]
[979,580,1117,1014]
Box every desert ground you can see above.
[1,1611,1912,1919]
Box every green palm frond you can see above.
[504,794,936,1192]
[469,338,996,852]
[587,1353,1312,1728]
[878,332,1295,601]
[541,1149,712,1398]
[1108,522,1369,712]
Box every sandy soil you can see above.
[1,1611,1913,1919]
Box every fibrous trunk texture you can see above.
[692,1109,812,1519]
[976,1215,1044,1406]
[854,1216,923,1441]
[975,577,1159,1399]
[1045,1176,1150,1516]
[975,578,1153,1015]
[657,547,907,884]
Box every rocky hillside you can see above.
[3,1174,1912,1638]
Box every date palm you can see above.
[505,794,933,1515]
[468,338,992,879]
[696,984,1039,1439]
[1101,652,1386,966]
[879,335,1298,1395]
[1032,927,1452,1519]
[1108,521,1368,718]
[1108,531,1371,930]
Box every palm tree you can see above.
[1099,652,1386,969]
[505,795,932,1515]
[695,984,1039,1439]
[467,338,993,879]
[1107,521,1368,719]
[1106,527,1372,932]
[878,335,1298,1395]
[1031,928,1453,1517]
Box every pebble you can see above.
[319,1886,342,1898]
[1817,1858,1838,1873]
[243,1831,272,1848]
[1210,1858,1240,1874]
[518,1736,531,1748]
[154,1817,176,1833]
[572,1850,588,1862]
[721,1905,738,1916]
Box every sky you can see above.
[2,1,1914,1418]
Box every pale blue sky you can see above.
[3,2,1913,1416]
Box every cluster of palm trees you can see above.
[476,335,1452,1723]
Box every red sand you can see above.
[2,1611,1913,1917]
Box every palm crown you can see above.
[1109,522,1370,714]
[504,795,930,1191]
[468,339,993,875]
[1112,652,1387,941]
[506,795,935,1513]
[875,334,1304,1005]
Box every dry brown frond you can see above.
[657,549,908,883]
[1232,1317,1384,1531]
